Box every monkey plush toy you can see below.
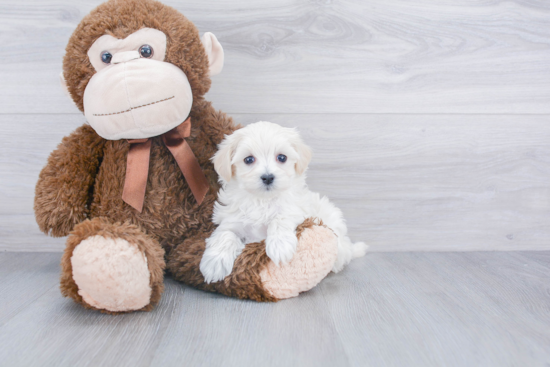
[34,0,339,313]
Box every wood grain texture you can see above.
[150,285,349,367]
[0,114,83,251]
[0,0,549,114]
[0,253,59,326]
[318,251,550,367]
[3,113,550,252]
[0,251,548,366]
[0,254,185,367]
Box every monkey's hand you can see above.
[34,124,105,237]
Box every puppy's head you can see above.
[213,121,312,196]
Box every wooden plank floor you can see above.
[0,251,548,367]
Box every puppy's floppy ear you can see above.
[291,129,312,175]
[212,131,242,182]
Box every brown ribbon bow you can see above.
[121,116,209,212]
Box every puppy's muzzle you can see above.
[261,174,275,186]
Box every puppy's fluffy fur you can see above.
[200,121,367,283]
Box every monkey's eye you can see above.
[101,51,112,64]
[244,156,255,165]
[277,154,287,163]
[139,44,154,58]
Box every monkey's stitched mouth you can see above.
[92,96,175,117]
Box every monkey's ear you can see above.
[60,71,78,107]
[201,32,224,76]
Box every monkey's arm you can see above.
[34,124,105,237]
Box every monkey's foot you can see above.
[260,223,338,299]
[71,236,152,312]
[61,218,165,313]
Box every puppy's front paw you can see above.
[200,232,244,283]
[266,232,298,266]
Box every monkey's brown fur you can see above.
[61,218,166,313]
[63,0,211,113]
[167,218,322,302]
[35,0,334,312]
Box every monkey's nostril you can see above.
[111,50,141,64]
[261,174,275,186]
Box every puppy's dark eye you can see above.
[244,156,255,164]
[101,51,112,64]
[139,44,154,58]
[277,154,287,163]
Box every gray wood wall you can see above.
[1,0,549,252]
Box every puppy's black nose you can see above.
[261,174,275,186]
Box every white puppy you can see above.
[200,121,367,283]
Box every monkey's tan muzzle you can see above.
[83,57,193,140]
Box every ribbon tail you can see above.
[165,141,209,205]
[122,139,152,212]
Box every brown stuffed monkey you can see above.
[34,0,338,313]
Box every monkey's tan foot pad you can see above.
[71,236,152,312]
[260,225,338,299]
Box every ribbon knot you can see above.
[121,116,209,212]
